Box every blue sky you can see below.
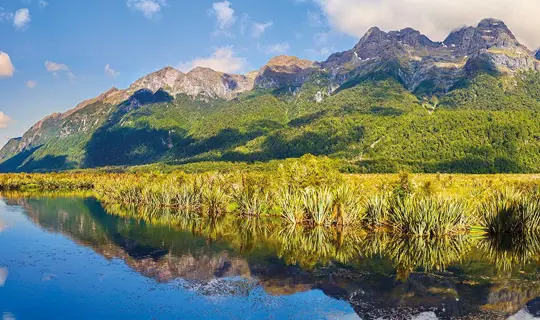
[0,0,355,146]
[0,0,539,146]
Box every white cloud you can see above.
[252,21,273,38]
[0,112,13,129]
[45,60,70,77]
[38,0,48,8]
[210,1,235,30]
[259,42,290,55]
[315,0,540,49]
[104,64,119,78]
[13,8,30,29]
[0,8,14,22]
[126,0,166,19]
[26,80,37,88]
[0,52,15,77]
[178,46,246,74]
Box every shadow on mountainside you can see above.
[84,89,177,167]
[0,145,74,173]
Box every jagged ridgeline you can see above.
[2,18,540,173]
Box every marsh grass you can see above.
[276,188,304,224]
[332,184,364,226]
[365,194,389,227]
[3,166,540,238]
[302,187,334,226]
[233,185,270,217]
[388,196,468,237]
[479,189,540,235]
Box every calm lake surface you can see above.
[0,196,539,320]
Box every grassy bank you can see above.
[1,156,539,237]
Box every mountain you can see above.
[2,18,540,173]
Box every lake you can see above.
[0,195,539,319]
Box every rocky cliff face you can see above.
[2,17,540,170]
[128,66,254,101]
[319,18,540,93]
[254,55,316,90]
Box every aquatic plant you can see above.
[479,189,540,235]
[276,188,304,225]
[388,195,468,237]
[332,184,364,226]
[364,194,389,227]
[232,184,270,217]
[174,183,202,216]
[302,187,334,226]
[201,184,229,217]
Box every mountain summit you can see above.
[2,18,540,173]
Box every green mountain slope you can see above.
[2,18,540,173]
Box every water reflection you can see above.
[3,195,540,319]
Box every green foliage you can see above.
[479,189,540,235]
[3,71,540,174]
[388,196,469,237]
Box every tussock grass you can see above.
[479,189,540,235]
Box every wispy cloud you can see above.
[252,21,273,38]
[26,80,37,88]
[104,64,119,78]
[126,0,167,19]
[38,0,48,8]
[258,42,290,55]
[45,60,70,77]
[13,8,30,30]
[0,52,15,78]
[178,46,246,74]
[0,8,14,22]
[0,112,13,129]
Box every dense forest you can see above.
[2,70,540,174]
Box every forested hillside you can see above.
[2,18,540,173]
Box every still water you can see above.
[0,196,539,319]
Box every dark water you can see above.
[0,196,539,320]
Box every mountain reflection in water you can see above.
[1,195,540,320]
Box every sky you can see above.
[0,0,539,147]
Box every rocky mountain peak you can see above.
[188,66,223,75]
[254,56,315,89]
[265,56,314,72]
[353,26,439,60]
[444,18,524,57]
[129,67,184,93]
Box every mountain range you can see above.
[2,18,540,173]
